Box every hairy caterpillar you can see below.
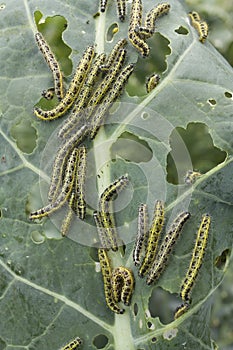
[189,11,208,43]
[128,0,150,57]
[174,302,189,320]
[98,248,125,314]
[116,0,126,21]
[48,125,87,202]
[145,2,170,32]
[61,336,83,350]
[184,170,201,185]
[100,0,108,12]
[100,39,127,71]
[180,214,211,303]
[34,46,95,120]
[146,211,191,285]
[111,266,135,305]
[93,211,110,249]
[99,174,129,214]
[146,74,160,93]
[89,63,134,139]
[139,200,165,277]
[35,32,64,101]
[42,88,55,100]
[74,146,87,220]
[88,48,127,108]
[58,53,106,138]
[29,148,78,220]
[133,203,149,266]
[60,192,75,237]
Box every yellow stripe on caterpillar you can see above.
[180,214,211,303]
[133,203,149,266]
[139,200,165,277]
[146,211,191,285]
[98,249,125,314]
[29,148,78,220]
[35,32,64,101]
[33,45,95,120]
[111,266,135,306]
[61,336,83,350]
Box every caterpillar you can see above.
[29,148,78,220]
[111,266,135,306]
[48,124,87,202]
[61,337,83,350]
[42,88,55,100]
[116,0,126,21]
[174,302,189,320]
[35,32,64,101]
[74,146,87,220]
[87,48,127,109]
[189,11,208,43]
[93,211,110,249]
[139,200,165,277]
[144,2,170,32]
[128,0,150,57]
[99,174,129,214]
[58,53,106,139]
[146,211,191,285]
[146,73,160,93]
[89,63,134,139]
[180,214,211,303]
[184,170,201,185]
[60,192,75,237]
[98,248,125,314]
[100,39,127,71]
[33,45,95,121]
[97,212,119,251]
[133,203,149,266]
[100,0,108,12]
[128,29,150,58]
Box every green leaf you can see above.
[0,1,233,349]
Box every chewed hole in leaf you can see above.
[111,132,152,163]
[166,122,227,185]
[151,337,157,343]
[93,334,109,349]
[208,98,217,106]
[10,119,37,154]
[34,11,72,76]
[106,23,119,40]
[215,249,231,270]
[126,33,170,97]
[148,287,177,325]
[174,26,189,35]
[224,91,232,98]
[147,321,155,330]
[141,112,149,120]
[0,3,6,10]
[89,247,99,262]
[133,302,139,316]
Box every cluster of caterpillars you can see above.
[133,201,211,319]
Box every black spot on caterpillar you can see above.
[189,11,208,43]
[146,73,160,93]
[48,125,87,202]
[29,148,78,220]
[98,248,125,314]
[146,211,191,285]
[89,63,134,139]
[179,214,211,303]
[139,200,165,277]
[35,32,64,101]
[111,266,135,306]
[133,203,149,266]
[34,45,95,120]
[61,336,83,350]
[58,53,106,138]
